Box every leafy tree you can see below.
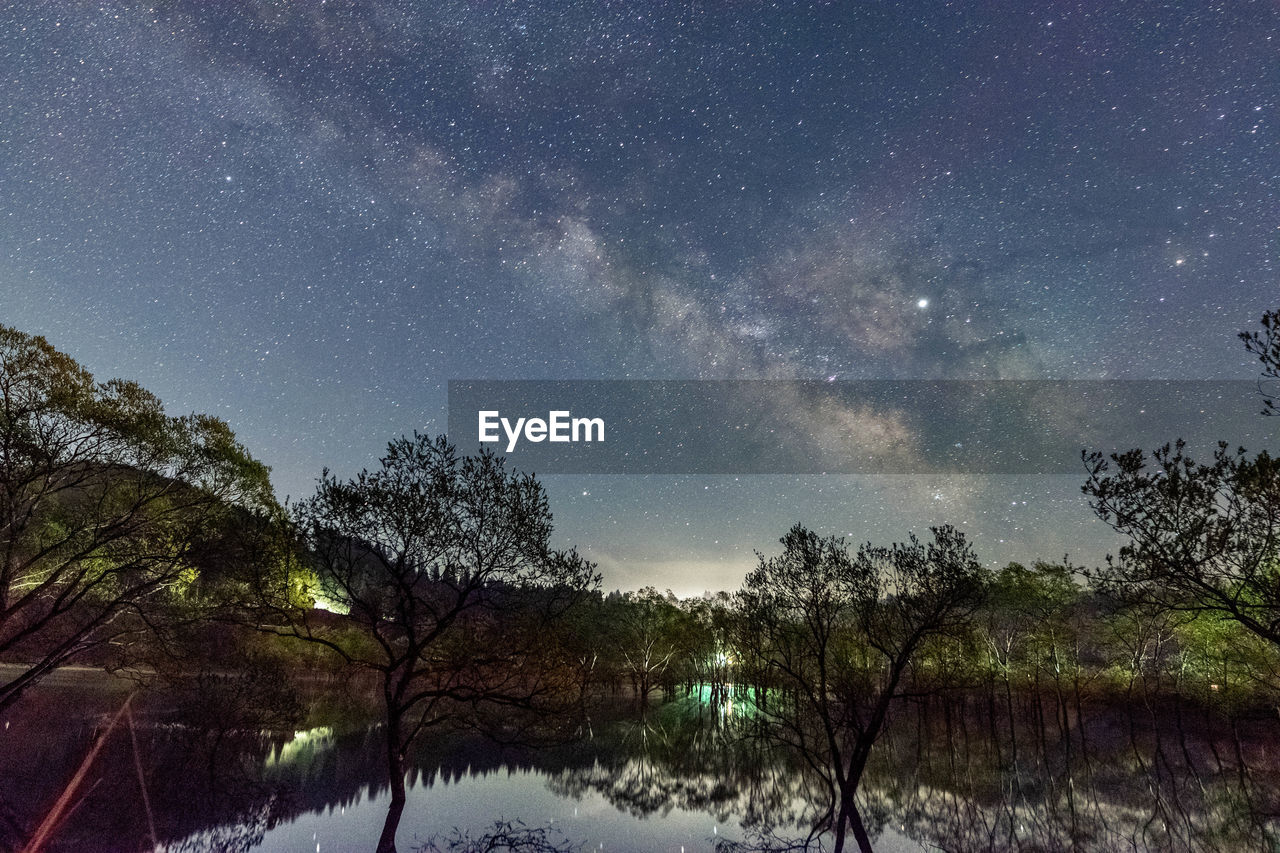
[0,325,273,710]
[1083,441,1280,648]
[1168,609,1280,707]
[1240,307,1280,415]
[737,524,987,853]
[282,433,598,853]
[982,562,1085,691]
[678,592,735,701]
[1082,312,1280,670]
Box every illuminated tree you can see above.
[0,325,273,711]
[614,587,684,707]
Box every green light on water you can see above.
[265,725,335,768]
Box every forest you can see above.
[1,311,1279,853]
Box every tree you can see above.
[0,325,273,710]
[1240,307,1280,415]
[613,587,684,708]
[1083,440,1280,647]
[737,524,987,853]
[420,819,581,853]
[677,592,734,703]
[1081,311,1280,653]
[282,433,598,853]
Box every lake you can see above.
[2,669,1277,852]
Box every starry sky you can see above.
[2,1,1277,594]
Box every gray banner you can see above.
[446,380,1279,474]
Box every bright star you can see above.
[916,298,929,309]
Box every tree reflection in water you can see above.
[416,819,581,853]
[550,688,1280,852]
[858,693,1280,853]
[3,673,1280,851]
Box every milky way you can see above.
[2,2,1276,592]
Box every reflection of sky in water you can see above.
[245,734,930,852]
[242,699,927,851]
[14,673,1262,851]
[250,766,745,852]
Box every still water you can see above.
[2,668,1277,852]
[256,761,736,852]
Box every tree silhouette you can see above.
[283,433,598,853]
[417,819,582,853]
[1083,441,1280,646]
[1239,307,1280,415]
[1081,310,1280,655]
[737,524,986,853]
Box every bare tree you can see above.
[281,433,598,853]
[614,587,684,707]
[738,524,986,853]
[0,325,273,710]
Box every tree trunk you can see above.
[847,799,874,853]
[377,709,407,853]
[834,785,874,853]
[377,786,406,853]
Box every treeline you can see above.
[3,311,1279,853]
[573,561,1279,715]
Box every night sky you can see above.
[2,1,1276,593]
